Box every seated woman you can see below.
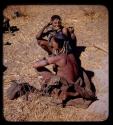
[36,15,77,55]
[33,34,96,107]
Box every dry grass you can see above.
[3,5,108,121]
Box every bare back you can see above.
[54,53,79,83]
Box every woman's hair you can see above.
[54,37,64,48]
[51,34,72,54]
[51,15,62,21]
[50,33,65,48]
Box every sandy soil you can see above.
[3,5,108,121]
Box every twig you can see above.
[87,44,108,53]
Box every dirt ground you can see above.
[3,5,108,121]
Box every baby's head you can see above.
[50,15,62,29]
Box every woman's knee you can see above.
[37,40,48,46]
[37,40,41,45]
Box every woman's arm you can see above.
[33,55,62,69]
[33,58,49,68]
[36,23,51,40]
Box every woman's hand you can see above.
[68,27,74,33]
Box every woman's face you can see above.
[50,37,59,50]
[51,19,61,29]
